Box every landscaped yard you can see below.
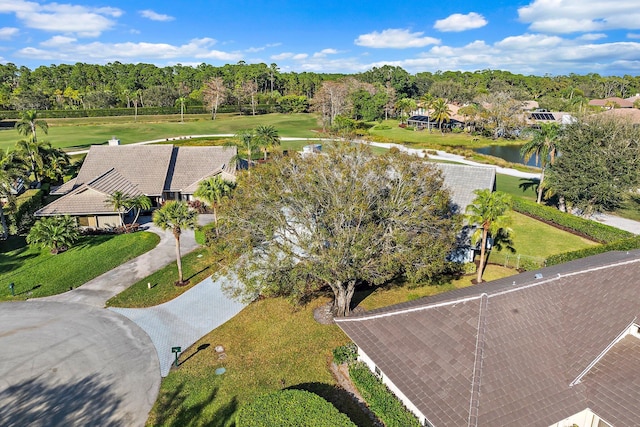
[0,231,159,301]
[0,113,321,151]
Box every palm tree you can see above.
[27,215,79,254]
[194,175,235,236]
[520,122,560,204]
[105,191,131,227]
[465,189,513,284]
[394,98,417,124]
[125,195,152,226]
[231,129,259,171]
[15,110,48,142]
[0,150,27,238]
[431,98,451,134]
[419,92,434,115]
[254,125,280,160]
[176,96,187,123]
[15,139,52,183]
[153,201,198,285]
[41,146,70,184]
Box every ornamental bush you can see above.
[236,389,356,427]
[349,362,421,427]
[332,342,358,365]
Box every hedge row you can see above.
[348,362,421,427]
[511,198,632,243]
[236,389,356,427]
[545,235,640,266]
[0,104,279,120]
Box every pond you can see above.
[473,145,541,167]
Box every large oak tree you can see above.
[219,144,461,316]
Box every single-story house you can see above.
[36,144,236,228]
[588,97,634,109]
[336,249,640,427]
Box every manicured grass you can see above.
[147,296,364,427]
[496,173,538,201]
[368,119,526,148]
[487,211,598,268]
[106,247,218,308]
[0,231,160,301]
[0,113,321,151]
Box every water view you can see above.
[473,145,540,167]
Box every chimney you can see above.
[108,136,120,146]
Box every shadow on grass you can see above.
[179,343,211,366]
[153,383,238,427]
[518,177,540,195]
[288,382,376,427]
[185,265,211,282]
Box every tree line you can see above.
[2,62,640,118]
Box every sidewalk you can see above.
[34,218,204,307]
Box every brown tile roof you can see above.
[337,250,640,426]
[73,145,174,196]
[600,107,640,124]
[588,97,634,108]
[164,146,236,193]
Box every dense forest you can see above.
[2,61,640,116]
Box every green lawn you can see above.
[0,231,159,301]
[106,247,217,308]
[0,113,321,151]
[496,173,539,201]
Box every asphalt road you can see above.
[0,301,160,427]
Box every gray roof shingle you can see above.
[435,163,496,214]
[337,250,640,426]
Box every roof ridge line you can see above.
[490,257,640,300]
[467,293,488,427]
[333,295,484,322]
[570,317,638,387]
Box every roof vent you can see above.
[534,273,543,279]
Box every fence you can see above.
[487,252,546,271]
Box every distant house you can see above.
[588,97,634,109]
[337,250,640,427]
[527,110,575,125]
[36,144,236,228]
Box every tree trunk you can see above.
[333,280,356,317]
[213,205,219,237]
[476,226,489,284]
[536,169,545,204]
[0,206,7,239]
[174,231,183,283]
[558,196,567,213]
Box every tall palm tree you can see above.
[520,122,560,204]
[194,175,235,236]
[176,96,187,123]
[153,201,198,285]
[254,125,280,160]
[41,146,70,184]
[431,98,451,134]
[465,189,513,284]
[105,191,131,227]
[125,195,152,226]
[419,92,434,115]
[27,215,79,254]
[231,129,259,171]
[15,110,48,142]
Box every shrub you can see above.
[462,262,476,274]
[349,362,421,427]
[546,236,640,266]
[236,389,356,427]
[332,342,358,365]
[6,189,44,235]
[512,198,632,243]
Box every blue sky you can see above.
[1,0,639,75]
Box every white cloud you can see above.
[434,12,487,32]
[628,33,640,39]
[40,35,76,47]
[0,27,18,39]
[271,52,294,60]
[17,37,242,62]
[139,9,174,22]
[577,33,607,41]
[245,43,281,53]
[313,48,339,58]
[518,0,640,33]
[0,0,123,37]
[354,28,440,48]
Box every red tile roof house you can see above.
[336,250,640,427]
[35,144,236,228]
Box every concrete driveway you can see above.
[0,301,160,427]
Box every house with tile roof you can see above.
[36,144,236,228]
[336,249,640,427]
